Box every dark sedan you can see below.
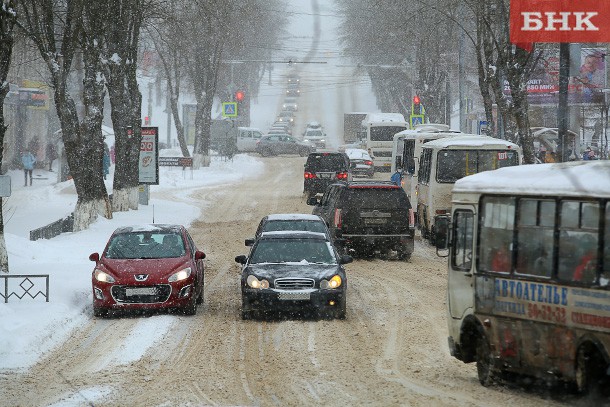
[89,224,206,317]
[256,134,313,157]
[235,231,352,320]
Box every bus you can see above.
[362,113,408,171]
[417,135,522,241]
[435,161,610,395]
[391,124,462,202]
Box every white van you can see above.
[237,127,263,152]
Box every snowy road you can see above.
[2,156,573,406]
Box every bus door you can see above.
[448,206,476,320]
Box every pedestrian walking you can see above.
[21,149,37,186]
[103,143,111,180]
[46,141,57,171]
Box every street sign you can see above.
[410,114,425,128]
[478,120,489,135]
[222,102,238,118]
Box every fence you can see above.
[1,274,50,303]
[29,214,74,241]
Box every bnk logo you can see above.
[510,0,610,44]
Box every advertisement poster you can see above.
[138,127,159,185]
[504,47,607,105]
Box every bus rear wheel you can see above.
[475,332,496,387]
[576,346,608,397]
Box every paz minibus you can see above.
[391,124,462,202]
[417,135,522,242]
[435,160,610,395]
[362,113,408,171]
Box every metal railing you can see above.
[1,274,50,303]
[29,214,74,241]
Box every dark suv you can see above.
[303,152,351,199]
[307,181,415,260]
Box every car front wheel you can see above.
[93,306,108,318]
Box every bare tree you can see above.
[95,0,146,211]
[17,0,112,231]
[0,0,18,272]
[146,2,190,157]
[463,0,539,163]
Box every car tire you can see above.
[241,309,254,320]
[336,303,346,320]
[93,306,108,318]
[183,292,198,316]
[396,246,412,261]
[260,148,271,157]
[196,284,204,305]
[476,331,496,387]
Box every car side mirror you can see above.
[307,197,319,206]
[235,255,248,264]
[339,255,353,264]
[245,238,255,246]
[195,250,206,260]
[89,253,100,262]
[434,215,450,252]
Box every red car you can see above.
[89,224,206,317]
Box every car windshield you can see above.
[249,239,335,264]
[344,188,410,210]
[261,220,327,235]
[105,232,186,259]
[305,154,346,171]
[305,130,323,138]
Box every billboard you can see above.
[504,47,607,105]
[510,0,610,44]
[138,127,159,185]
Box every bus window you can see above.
[515,199,555,278]
[418,149,432,184]
[403,140,415,174]
[558,201,599,284]
[478,196,515,274]
[603,202,610,286]
[451,210,474,271]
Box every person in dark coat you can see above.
[21,149,37,186]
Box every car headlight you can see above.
[94,269,115,283]
[320,275,342,289]
[247,275,269,289]
[168,267,192,282]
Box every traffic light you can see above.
[412,95,421,115]
[235,90,245,102]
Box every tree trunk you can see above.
[0,0,16,272]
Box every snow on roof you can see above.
[344,148,370,159]
[422,134,520,149]
[453,161,610,198]
[364,113,406,124]
[266,214,322,221]
[260,230,327,239]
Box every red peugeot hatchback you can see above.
[89,224,206,317]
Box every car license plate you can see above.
[365,218,387,225]
[318,173,332,179]
[126,287,157,296]
[278,292,310,301]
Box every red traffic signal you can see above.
[235,90,245,102]
[413,95,421,105]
